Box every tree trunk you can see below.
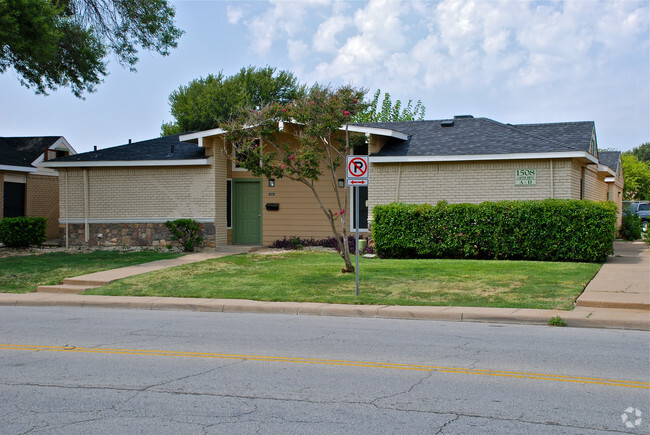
[338,231,355,273]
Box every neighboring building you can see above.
[0,136,76,238]
[42,117,623,248]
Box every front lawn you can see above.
[0,250,183,293]
[85,251,601,310]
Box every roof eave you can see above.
[0,164,37,173]
[370,151,599,164]
[345,125,409,140]
[597,164,617,177]
[41,158,212,168]
[179,122,411,144]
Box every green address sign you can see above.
[515,169,537,185]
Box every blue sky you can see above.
[1,0,648,154]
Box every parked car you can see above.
[625,201,650,232]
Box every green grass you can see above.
[0,250,183,293]
[85,251,602,310]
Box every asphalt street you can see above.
[0,306,648,434]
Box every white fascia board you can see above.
[180,128,227,142]
[370,151,598,164]
[0,164,37,173]
[41,158,212,168]
[345,125,409,140]
[597,164,616,176]
[604,177,616,183]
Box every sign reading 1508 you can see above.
[346,155,369,186]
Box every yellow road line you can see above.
[1,343,647,389]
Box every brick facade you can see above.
[369,159,576,218]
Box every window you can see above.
[351,186,369,231]
[3,182,25,217]
[233,139,259,171]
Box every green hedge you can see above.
[371,200,617,262]
[0,217,47,248]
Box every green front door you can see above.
[232,180,262,245]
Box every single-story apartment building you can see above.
[0,136,76,238]
[42,116,623,248]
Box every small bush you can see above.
[165,219,203,252]
[620,213,642,240]
[0,217,47,248]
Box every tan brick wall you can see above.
[583,165,606,201]
[368,159,582,220]
[25,174,59,238]
[209,138,229,246]
[60,166,215,220]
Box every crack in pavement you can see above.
[1,380,630,434]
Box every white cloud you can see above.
[226,6,244,24]
[313,16,349,53]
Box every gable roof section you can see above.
[354,118,596,161]
[0,136,66,172]
[598,151,621,172]
[42,134,209,168]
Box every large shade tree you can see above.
[222,84,367,273]
[161,66,304,135]
[0,0,183,97]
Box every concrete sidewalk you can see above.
[1,242,648,331]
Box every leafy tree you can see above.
[353,89,425,123]
[621,153,650,200]
[162,66,304,135]
[627,142,650,163]
[222,84,367,273]
[0,0,183,97]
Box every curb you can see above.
[1,293,648,331]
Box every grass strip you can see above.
[86,251,601,310]
[0,250,182,293]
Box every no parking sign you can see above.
[346,155,369,186]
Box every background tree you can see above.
[222,84,367,273]
[353,89,426,123]
[621,153,650,200]
[626,142,650,163]
[0,0,183,97]
[161,66,304,135]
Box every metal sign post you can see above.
[346,156,369,296]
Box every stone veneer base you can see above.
[60,222,216,248]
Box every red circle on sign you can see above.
[348,158,367,177]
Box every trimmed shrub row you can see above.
[0,217,47,248]
[372,200,617,262]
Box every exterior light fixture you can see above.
[268,179,275,187]
[338,179,345,188]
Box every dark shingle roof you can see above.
[355,117,595,157]
[0,136,62,167]
[598,151,621,172]
[51,134,205,162]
